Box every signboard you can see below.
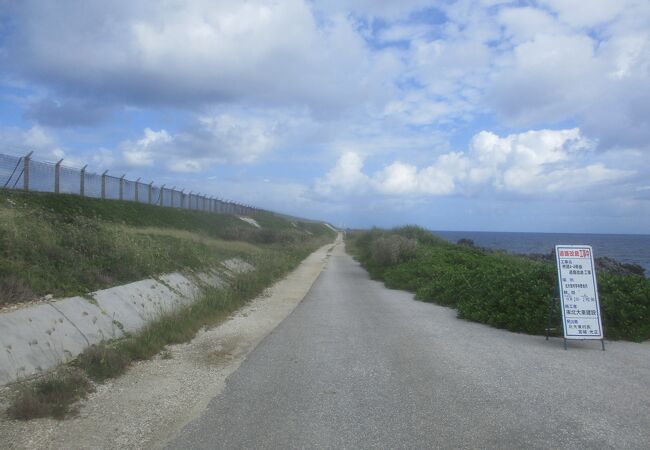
[555,245,603,340]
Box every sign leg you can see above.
[545,296,556,341]
[601,339,606,351]
[563,338,568,350]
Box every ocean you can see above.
[432,231,650,276]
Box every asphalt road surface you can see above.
[168,244,650,449]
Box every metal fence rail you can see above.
[0,152,259,216]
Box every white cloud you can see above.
[2,0,649,232]
[374,152,469,195]
[538,0,626,29]
[0,125,64,162]
[488,33,599,124]
[312,0,433,20]
[316,128,633,198]
[0,125,115,170]
[122,128,171,167]
[315,151,369,195]
[119,109,283,172]
[5,0,398,116]
[191,114,275,164]
[498,7,564,44]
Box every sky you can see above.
[0,0,649,233]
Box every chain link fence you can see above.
[0,152,258,216]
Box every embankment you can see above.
[0,190,335,387]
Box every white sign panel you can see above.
[555,245,603,340]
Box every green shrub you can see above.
[372,235,418,266]
[348,227,650,342]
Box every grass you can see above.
[5,193,334,420]
[5,218,334,420]
[7,369,93,420]
[0,190,333,304]
[348,226,650,342]
[2,188,335,419]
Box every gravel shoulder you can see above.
[0,236,340,450]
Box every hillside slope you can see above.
[0,190,334,306]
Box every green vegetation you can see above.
[8,238,326,420]
[3,190,334,419]
[348,226,650,342]
[0,190,333,304]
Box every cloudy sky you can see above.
[1,0,649,233]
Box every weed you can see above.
[75,344,131,382]
[0,275,34,306]
[7,368,93,420]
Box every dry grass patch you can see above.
[7,368,93,420]
[0,275,35,306]
[122,225,260,254]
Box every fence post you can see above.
[148,182,153,204]
[80,165,87,196]
[159,184,165,206]
[23,151,33,191]
[119,174,125,200]
[54,159,64,193]
[101,170,108,199]
[134,177,141,202]
[180,189,185,209]
[170,187,176,207]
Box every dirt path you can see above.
[0,235,341,450]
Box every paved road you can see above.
[169,244,650,449]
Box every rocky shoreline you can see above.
[456,238,646,277]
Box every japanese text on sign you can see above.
[555,245,603,340]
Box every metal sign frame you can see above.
[552,245,605,351]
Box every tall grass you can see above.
[0,190,333,303]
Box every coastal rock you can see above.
[523,251,645,277]
[596,257,645,277]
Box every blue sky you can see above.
[1,0,649,233]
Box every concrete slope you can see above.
[169,244,650,449]
[0,239,338,449]
[0,259,252,386]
